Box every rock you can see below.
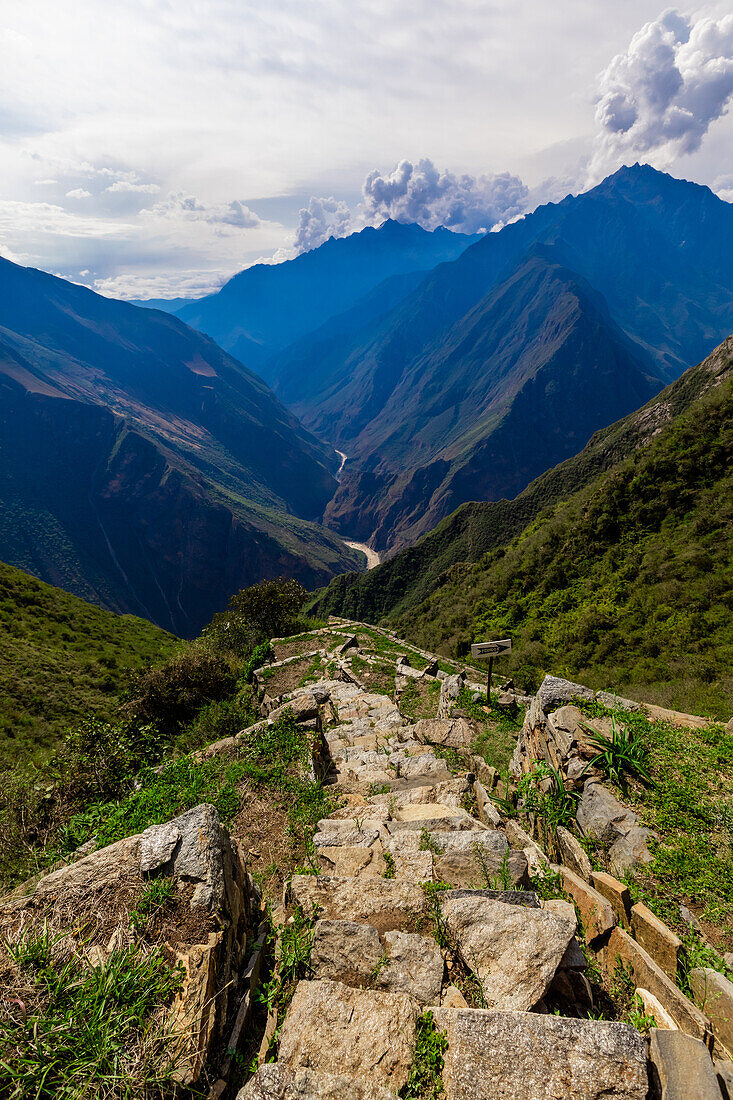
[442,984,469,1008]
[541,897,577,927]
[317,846,387,879]
[594,691,641,712]
[557,866,617,943]
[576,783,635,845]
[649,1029,723,1099]
[555,825,592,881]
[440,895,575,1010]
[631,903,684,980]
[537,675,595,713]
[389,849,434,881]
[239,1064,395,1099]
[278,980,419,1093]
[637,987,678,1029]
[718,1061,733,1100]
[689,968,733,1059]
[591,871,632,926]
[474,780,502,827]
[169,932,221,1085]
[376,931,444,1003]
[679,904,705,938]
[598,927,712,1045]
[438,673,466,717]
[431,1007,648,1099]
[337,635,358,655]
[609,825,654,877]
[270,696,321,725]
[290,875,427,929]
[423,658,439,677]
[434,848,528,890]
[139,821,182,873]
[310,920,382,985]
[559,936,587,971]
[413,717,474,749]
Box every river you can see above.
[331,449,380,570]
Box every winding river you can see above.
[332,449,380,570]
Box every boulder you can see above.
[431,1007,648,1099]
[268,694,321,725]
[317,845,387,879]
[140,821,182,873]
[537,675,595,713]
[576,783,636,845]
[440,895,575,1010]
[649,1029,723,1099]
[375,930,444,1003]
[310,920,382,985]
[278,980,419,1093]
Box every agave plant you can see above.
[581,715,651,787]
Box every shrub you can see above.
[207,579,308,652]
[125,647,237,736]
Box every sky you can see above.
[1,1,732,300]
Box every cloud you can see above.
[105,180,160,194]
[65,188,92,199]
[361,158,529,233]
[294,196,351,253]
[143,193,260,229]
[592,10,733,175]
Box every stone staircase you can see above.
[239,639,655,1099]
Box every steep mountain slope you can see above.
[318,249,663,549]
[176,220,478,377]
[281,166,733,552]
[314,337,733,715]
[0,257,360,635]
[0,557,176,764]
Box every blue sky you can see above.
[1,1,732,299]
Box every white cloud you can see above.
[65,187,92,199]
[592,10,733,176]
[294,196,351,253]
[105,180,160,194]
[142,193,261,229]
[362,158,529,233]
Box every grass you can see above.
[129,878,177,934]
[578,699,733,950]
[400,1011,447,1100]
[257,906,315,1062]
[0,926,183,1099]
[456,688,523,772]
[399,679,441,720]
[0,559,177,766]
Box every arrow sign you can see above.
[471,638,512,658]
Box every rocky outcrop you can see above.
[1,803,262,1088]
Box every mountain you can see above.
[176,220,479,377]
[312,336,733,715]
[0,256,361,636]
[279,165,733,553]
[0,557,176,764]
[127,296,194,314]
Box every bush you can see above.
[125,647,237,736]
[206,578,308,652]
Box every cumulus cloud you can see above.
[592,10,733,174]
[362,158,529,234]
[142,193,261,229]
[65,188,92,199]
[294,196,351,253]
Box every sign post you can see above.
[470,638,512,704]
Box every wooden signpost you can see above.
[471,638,512,703]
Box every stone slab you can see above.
[689,968,733,1059]
[431,1007,648,1099]
[631,902,683,980]
[649,1028,723,1099]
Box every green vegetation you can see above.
[457,688,523,772]
[129,878,176,933]
[1,927,183,1099]
[400,1012,448,1100]
[258,906,315,1060]
[392,378,733,716]
[0,578,330,889]
[0,559,176,765]
[578,700,733,947]
[580,714,651,787]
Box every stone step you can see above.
[290,874,429,931]
[430,1007,649,1100]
